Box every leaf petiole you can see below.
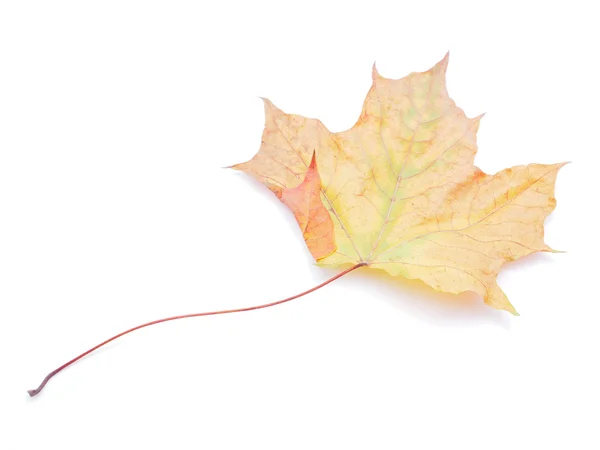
[28,262,366,397]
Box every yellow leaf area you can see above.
[233,54,565,314]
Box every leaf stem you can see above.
[28,262,366,397]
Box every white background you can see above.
[1,1,598,449]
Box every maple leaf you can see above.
[27,54,569,398]
[233,54,565,315]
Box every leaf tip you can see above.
[260,96,279,113]
[436,51,450,73]
[503,299,519,316]
[372,62,380,79]
[471,113,486,128]
[308,151,318,169]
[259,96,272,107]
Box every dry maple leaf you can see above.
[233,53,565,315]
[28,53,566,398]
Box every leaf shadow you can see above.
[320,264,514,329]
